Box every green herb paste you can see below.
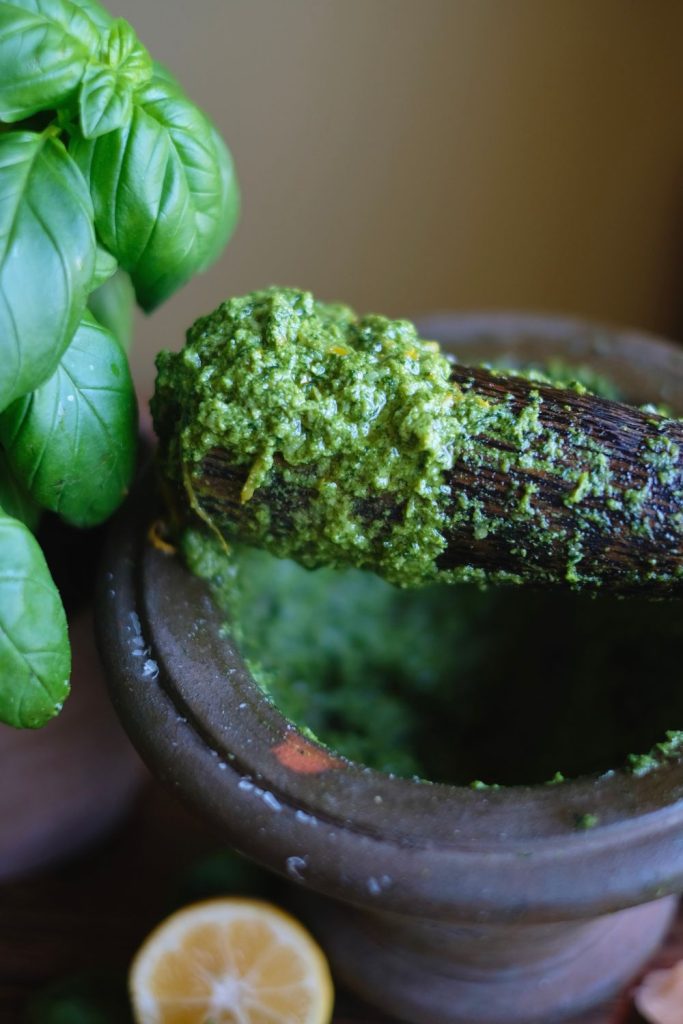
[153,287,682,591]
[182,527,683,785]
[154,287,464,587]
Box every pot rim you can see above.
[97,311,683,925]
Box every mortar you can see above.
[97,313,683,1024]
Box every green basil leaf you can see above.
[0,446,40,529]
[92,243,117,290]
[66,0,111,31]
[0,311,137,527]
[71,72,239,311]
[136,75,239,286]
[0,130,96,412]
[0,0,100,122]
[87,268,135,352]
[79,20,152,139]
[0,510,70,728]
[196,120,240,273]
[150,59,181,91]
[101,19,151,87]
[79,64,133,140]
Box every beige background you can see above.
[111,0,683,398]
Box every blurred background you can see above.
[111,0,683,399]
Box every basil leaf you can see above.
[0,130,96,412]
[150,59,181,91]
[0,510,70,728]
[87,268,135,352]
[91,243,117,290]
[66,0,111,31]
[197,120,240,273]
[135,75,239,293]
[0,0,100,122]
[71,72,239,311]
[79,64,133,140]
[79,20,152,139]
[0,446,39,529]
[102,18,151,83]
[0,311,137,527]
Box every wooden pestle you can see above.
[183,362,683,597]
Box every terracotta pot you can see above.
[96,314,683,1024]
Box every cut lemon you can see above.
[129,897,334,1024]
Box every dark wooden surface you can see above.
[0,778,672,1024]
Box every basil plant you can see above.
[0,0,239,727]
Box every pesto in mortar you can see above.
[182,527,683,785]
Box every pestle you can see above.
[151,288,683,597]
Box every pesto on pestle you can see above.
[152,287,683,591]
[153,287,457,587]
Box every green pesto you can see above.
[181,526,683,786]
[153,288,683,590]
[154,287,457,588]
[487,359,622,401]
[575,813,600,830]
[628,731,683,777]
